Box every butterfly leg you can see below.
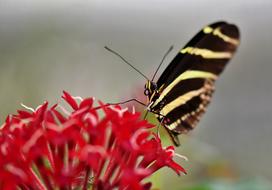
[106,98,147,107]
[94,99,146,110]
[143,110,150,120]
[146,110,168,135]
[156,117,166,138]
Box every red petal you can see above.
[17,110,33,118]
[79,97,93,109]
[62,91,79,110]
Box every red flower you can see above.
[0,91,186,190]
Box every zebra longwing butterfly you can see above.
[106,21,240,146]
[144,21,240,146]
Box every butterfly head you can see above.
[144,81,157,100]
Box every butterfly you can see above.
[106,21,240,146]
[143,21,240,145]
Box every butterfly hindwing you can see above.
[149,21,240,145]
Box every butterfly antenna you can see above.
[105,46,150,81]
[151,45,174,82]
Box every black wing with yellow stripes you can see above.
[147,21,240,146]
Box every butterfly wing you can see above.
[150,21,240,145]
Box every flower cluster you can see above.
[0,91,186,190]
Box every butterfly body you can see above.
[144,21,240,146]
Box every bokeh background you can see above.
[1,0,272,189]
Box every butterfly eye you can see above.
[144,89,150,96]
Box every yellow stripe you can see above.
[203,26,214,34]
[203,26,239,46]
[167,119,185,130]
[167,121,179,130]
[160,88,205,116]
[153,70,217,107]
[180,47,232,59]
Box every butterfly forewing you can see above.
[149,21,240,145]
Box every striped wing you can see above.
[150,21,240,145]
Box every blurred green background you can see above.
[1,0,272,189]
